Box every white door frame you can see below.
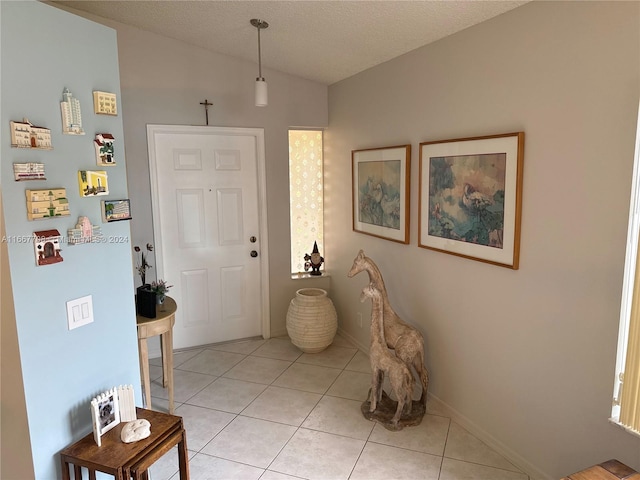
[147,124,271,340]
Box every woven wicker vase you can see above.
[286,288,338,353]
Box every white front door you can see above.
[147,125,270,349]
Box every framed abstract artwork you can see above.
[418,132,524,269]
[352,145,411,244]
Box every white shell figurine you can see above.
[120,419,151,443]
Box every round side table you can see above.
[136,296,177,414]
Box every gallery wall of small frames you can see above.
[9,87,132,266]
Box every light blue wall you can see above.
[1,2,141,478]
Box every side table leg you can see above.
[138,337,151,410]
[60,458,70,480]
[165,330,175,414]
[160,334,168,388]
[178,430,190,479]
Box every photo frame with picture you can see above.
[90,387,120,447]
[101,199,132,222]
[418,132,524,269]
[352,144,411,244]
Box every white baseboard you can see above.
[337,327,550,480]
[159,327,550,479]
[270,327,288,338]
[336,327,370,353]
[426,393,552,480]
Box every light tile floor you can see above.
[147,336,529,480]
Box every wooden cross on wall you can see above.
[199,99,213,125]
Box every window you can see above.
[612,101,640,436]
[288,130,324,274]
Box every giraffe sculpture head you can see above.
[347,249,368,278]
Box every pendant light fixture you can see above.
[251,18,269,107]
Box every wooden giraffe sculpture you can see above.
[348,249,429,406]
[361,283,413,428]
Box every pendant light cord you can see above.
[251,19,268,81]
[257,26,263,80]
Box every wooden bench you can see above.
[562,459,639,480]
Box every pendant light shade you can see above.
[251,19,269,107]
[255,78,268,107]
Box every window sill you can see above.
[608,417,640,439]
[291,272,331,280]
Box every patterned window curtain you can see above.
[289,130,324,274]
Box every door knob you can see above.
[250,250,258,258]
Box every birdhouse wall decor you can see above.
[33,229,63,266]
[94,133,115,166]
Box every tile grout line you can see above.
[437,419,452,479]
[154,337,530,480]
[260,344,364,479]
[259,346,323,479]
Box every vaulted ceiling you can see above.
[51,1,529,85]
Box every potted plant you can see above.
[134,243,156,317]
[150,279,172,305]
[134,243,153,286]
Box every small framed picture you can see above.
[101,199,132,222]
[90,388,120,446]
[352,144,411,244]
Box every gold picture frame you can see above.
[352,144,411,244]
[418,132,524,269]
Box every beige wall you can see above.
[326,1,640,478]
[115,24,330,338]
[52,5,331,339]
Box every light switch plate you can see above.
[67,295,94,330]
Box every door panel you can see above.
[221,265,245,319]
[217,188,244,245]
[148,126,269,349]
[176,189,206,247]
[180,269,209,328]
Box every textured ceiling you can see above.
[51,0,529,85]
